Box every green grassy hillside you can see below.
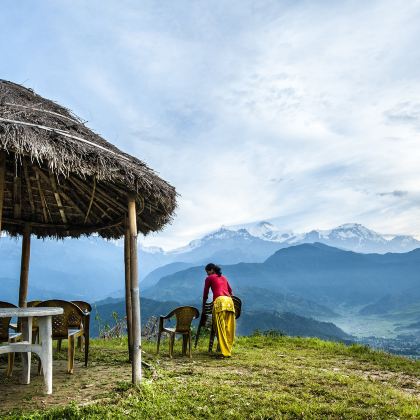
[0,335,418,419]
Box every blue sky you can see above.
[1,1,420,249]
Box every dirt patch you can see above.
[0,358,131,415]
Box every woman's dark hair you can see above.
[205,263,222,276]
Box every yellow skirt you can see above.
[213,296,236,357]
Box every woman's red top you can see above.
[203,274,233,301]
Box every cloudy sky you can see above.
[1,1,420,249]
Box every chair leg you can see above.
[194,324,202,349]
[6,335,18,377]
[6,353,14,377]
[169,334,175,358]
[68,336,75,374]
[84,333,89,367]
[77,336,82,351]
[157,331,162,354]
[182,335,187,356]
[38,357,42,375]
[209,327,215,352]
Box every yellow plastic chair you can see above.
[157,306,199,358]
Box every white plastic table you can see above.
[0,307,63,394]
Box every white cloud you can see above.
[1,0,420,249]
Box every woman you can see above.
[202,263,235,357]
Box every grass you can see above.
[0,334,419,419]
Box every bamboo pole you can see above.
[0,151,5,232]
[124,220,133,362]
[19,224,31,307]
[128,195,141,383]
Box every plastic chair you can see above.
[157,306,199,358]
[37,300,85,374]
[0,301,22,377]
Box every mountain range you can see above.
[143,242,420,322]
[2,222,419,346]
[1,222,419,304]
[204,222,420,254]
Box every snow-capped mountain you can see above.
[224,222,420,254]
[169,228,256,254]
[229,221,294,242]
[166,227,281,263]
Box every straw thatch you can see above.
[0,80,177,239]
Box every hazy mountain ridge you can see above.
[1,222,419,302]
[238,311,352,340]
[145,243,420,312]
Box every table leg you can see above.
[38,316,53,395]
[21,317,33,385]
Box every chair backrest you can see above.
[203,296,242,322]
[70,301,92,329]
[71,301,92,314]
[232,296,242,319]
[38,300,84,338]
[173,306,199,332]
[0,301,17,342]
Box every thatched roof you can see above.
[0,80,177,239]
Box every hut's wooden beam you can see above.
[49,174,68,224]
[59,191,86,218]
[38,169,86,222]
[128,195,141,384]
[71,176,127,214]
[23,160,35,215]
[84,177,96,223]
[100,183,129,208]
[0,151,6,232]
[68,177,115,220]
[86,181,127,214]
[13,165,22,219]
[107,182,159,214]
[60,184,91,218]
[34,168,50,223]
[124,221,133,362]
[19,224,31,307]
[2,217,124,233]
[68,176,128,219]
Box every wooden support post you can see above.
[19,224,31,308]
[128,195,141,383]
[124,221,133,362]
[0,151,5,232]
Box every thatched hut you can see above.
[0,80,177,383]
